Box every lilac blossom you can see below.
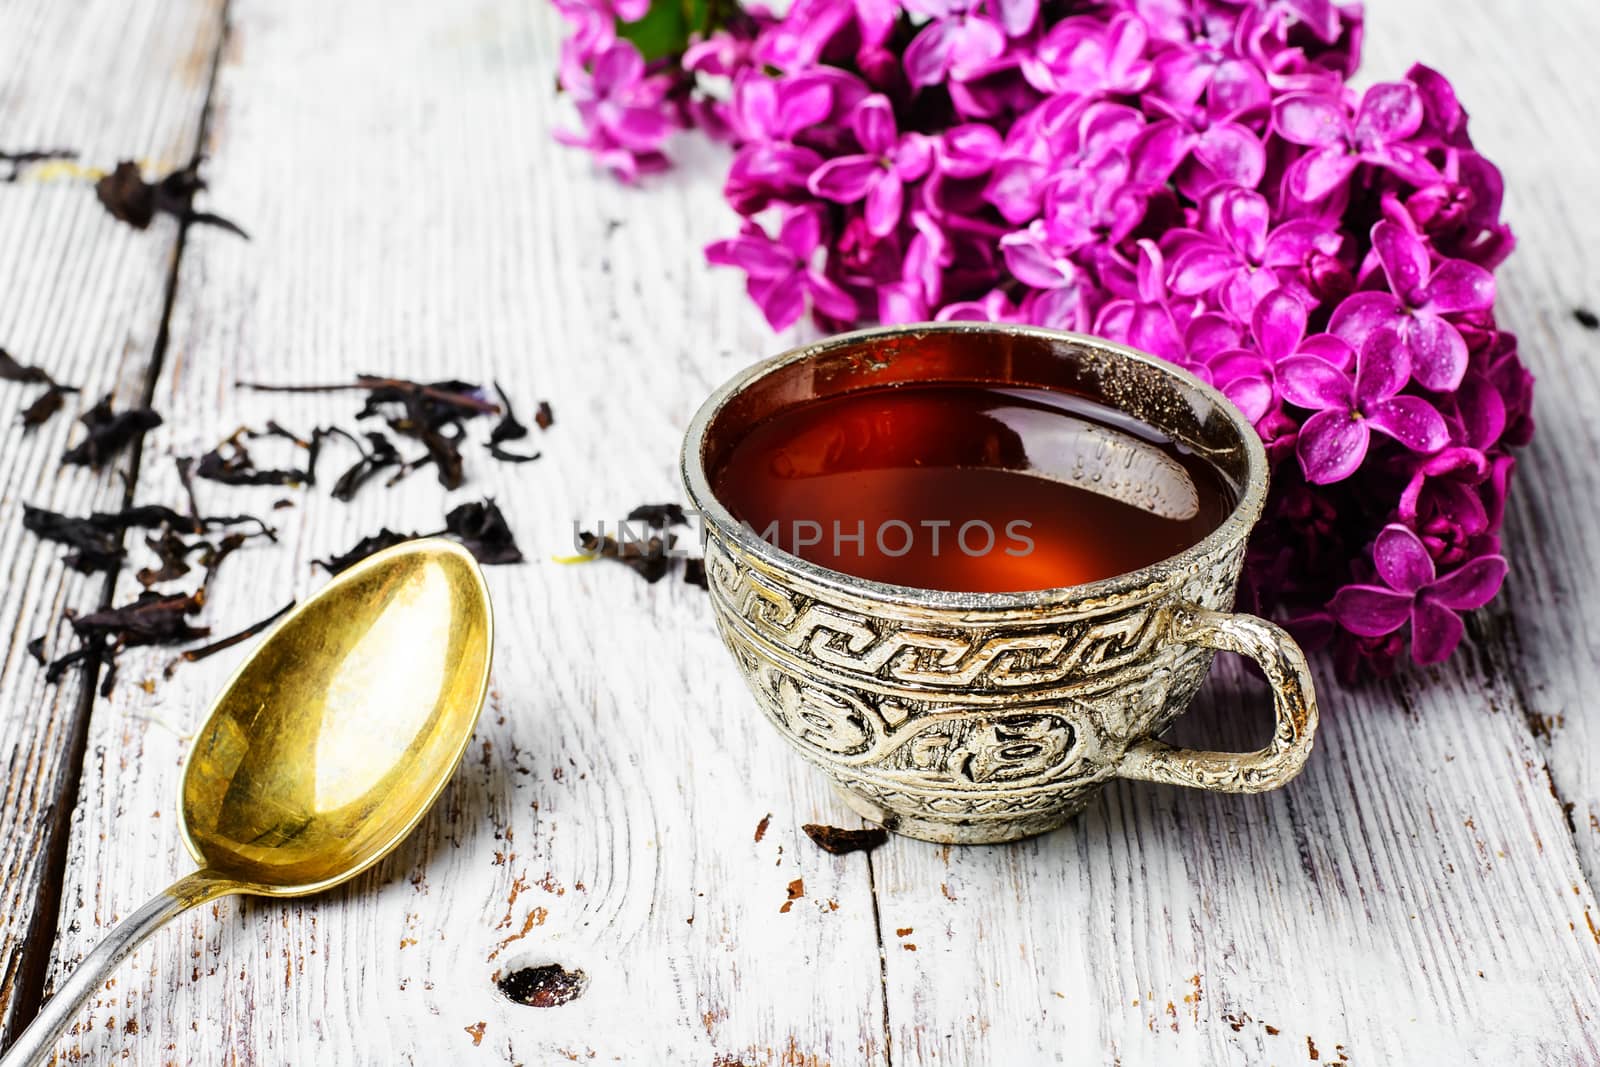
[809,96,934,237]
[1281,327,1448,484]
[1330,523,1507,664]
[1329,219,1495,391]
[549,0,1530,672]
[1273,82,1436,201]
[705,206,857,330]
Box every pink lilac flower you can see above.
[1280,327,1448,484]
[550,0,1529,671]
[705,206,857,330]
[554,41,676,182]
[809,95,934,237]
[1331,524,1507,663]
[1329,219,1495,391]
[903,1,1010,86]
[1272,81,1436,202]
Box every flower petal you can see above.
[1223,377,1273,423]
[903,19,957,87]
[1279,356,1353,410]
[1329,290,1405,347]
[807,269,859,321]
[1403,313,1469,391]
[753,271,807,331]
[1354,82,1424,145]
[1366,395,1449,453]
[950,16,1007,79]
[1409,597,1465,664]
[1354,327,1410,404]
[1273,93,1350,147]
[853,95,899,156]
[990,0,1038,36]
[1297,407,1369,483]
[1169,245,1238,296]
[863,170,904,237]
[1373,523,1434,594]
[1193,123,1266,188]
[705,234,794,277]
[808,154,881,203]
[1253,288,1307,362]
[1298,332,1356,369]
[1330,584,1414,636]
[1001,230,1070,289]
[1418,259,1495,314]
[1426,554,1508,612]
[777,206,823,259]
[1371,220,1430,303]
[1288,146,1359,202]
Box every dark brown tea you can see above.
[710,383,1234,593]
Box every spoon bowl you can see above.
[1,538,493,1064]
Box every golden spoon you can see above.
[1,538,493,1065]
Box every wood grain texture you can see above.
[0,0,223,1041]
[37,1,887,1062]
[9,0,1600,1062]
[1359,0,1600,885]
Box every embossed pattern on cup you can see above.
[682,324,1318,844]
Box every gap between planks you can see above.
[0,0,236,1046]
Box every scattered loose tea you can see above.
[802,824,889,856]
[195,427,309,487]
[164,600,294,677]
[95,160,249,239]
[1,347,79,429]
[25,635,47,665]
[575,502,705,587]
[626,503,688,528]
[315,528,418,575]
[534,401,554,431]
[1576,307,1600,331]
[61,394,162,468]
[240,375,552,490]
[487,382,540,464]
[444,499,524,565]
[23,504,270,575]
[495,964,589,1008]
[0,148,78,182]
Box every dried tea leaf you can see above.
[534,401,554,431]
[487,382,540,464]
[95,160,249,239]
[20,386,70,428]
[23,503,272,575]
[195,427,308,487]
[61,394,162,468]
[0,348,54,385]
[0,148,77,182]
[2,348,79,429]
[329,430,403,502]
[578,530,673,583]
[626,503,689,528]
[315,529,418,575]
[683,557,708,589]
[802,824,889,856]
[444,499,524,565]
[70,590,209,647]
[165,600,294,678]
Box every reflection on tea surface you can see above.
[711,383,1234,593]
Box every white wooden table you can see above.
[1,0,1598,1062]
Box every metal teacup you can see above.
[681,323,1318,845]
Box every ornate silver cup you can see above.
[681,323,1318,844]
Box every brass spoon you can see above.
[1,538,493,1065]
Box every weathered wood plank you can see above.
[24,0,1600,1062]
[1362,0,1600,883]
[38,1,887,1062]
[869,0,1600,1060]
[0,0,224,1042]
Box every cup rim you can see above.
[680,322,1269,612]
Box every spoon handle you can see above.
[0,871,240,1066]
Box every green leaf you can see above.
[617,0,690,63]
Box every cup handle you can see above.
[1118,604,1319,794]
